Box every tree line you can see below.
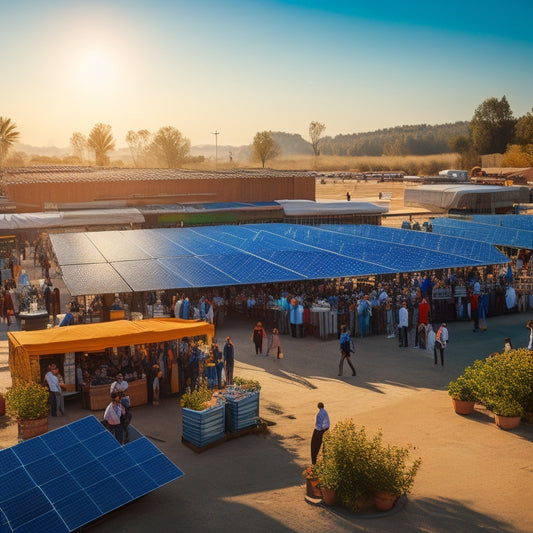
[1,96,532,170]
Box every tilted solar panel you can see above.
[0,416,184,533]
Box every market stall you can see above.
[8,318,214,409]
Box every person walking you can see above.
[338,325,356,376]
[311,402,330,465]
[398,300,409,347]
[267,328,283,359]
[434,322,448,366]
[251,322,267,355]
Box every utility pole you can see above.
[211,130,220,170]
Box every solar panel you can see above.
[52,223,511,296]
[0,416,184,532]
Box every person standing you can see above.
[338,325,356,376]
[104,392,126,444]
[434,322,448,366]
[527,320,533,351]
[110,373,129,410]
[44,363,61,417]
[224,336,235,386]
[470,290,480,332]
[311,402,330,465]
[398,301,409,347]
[212,338,225,388]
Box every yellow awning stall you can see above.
[8,318,214,384]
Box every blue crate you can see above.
[182,403,226,447]
[224,392,260,433]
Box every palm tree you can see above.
[0,117,21,168]
[87,123,115,166]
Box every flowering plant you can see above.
[5,381,50,420]
[302,466,318,480]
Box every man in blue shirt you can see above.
[311,402,330,464]
[338,325,356,376]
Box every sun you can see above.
[76,48,116,90]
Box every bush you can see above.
[477,349,533,417]
[179,380,213,411]
[5,381,50,420]
[448,362,482,402]
[315,420,421,512]
[454,349,533,417]
[233,376,261,392]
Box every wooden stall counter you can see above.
[82,378,147,411]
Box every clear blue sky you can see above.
[2,0,532,148]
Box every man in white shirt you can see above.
[434,323,449,366]
[398,301,409,347]
[44,363,61,417]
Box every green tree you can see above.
[126,129,151,168]
[70,132,88,163]
[150,126,190,168]
[514,109,533,146]
[0,117,20,168]
[309,121,326,156]
[87,123,115,166]
[469,96,516,155]
[252,131,279,168]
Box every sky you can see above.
[2,0,533,149]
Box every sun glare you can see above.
[76,49,116,90]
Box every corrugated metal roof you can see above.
[50,223,509,296]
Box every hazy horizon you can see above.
[3,0,532,150]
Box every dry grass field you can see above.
[187,153,458,175]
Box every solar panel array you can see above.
[0,416,184,533]
[50,223,509,296]
[431,217,533,249]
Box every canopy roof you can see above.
[50,224,508,296]
[8,318,213,357]
[431,216,533,249]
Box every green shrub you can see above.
[315,420,421,512]
[448,362,481,402]
[472,349,533,417]
[179,380,213,411]
[233,376,261,392]
[5,381,50,420]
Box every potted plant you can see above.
[314,457,339,506]
[448,363,480,415]
[368,432,422,511]
[315,420,422,513]
[5,381,50,439]
[477,349,533,430]
[302,465,321,499]
[180,380,226,448]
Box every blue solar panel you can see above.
[53,223,511,296]
[24,454,67,486]
[57,442,96,471]
[0,416,184,533]
[432,217,533,249]
[12,509,69,533]
[119,465,158,499]
[40,473,82,503]
[12,437,52,464]
[0,448,21,475]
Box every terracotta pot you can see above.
[494,414,521,431]
[306,478,321,498]
[0,393,5,417]
[374,491,399,511]
[452,398,475,415]
[320,486,337,506]
[18,417,48,440]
